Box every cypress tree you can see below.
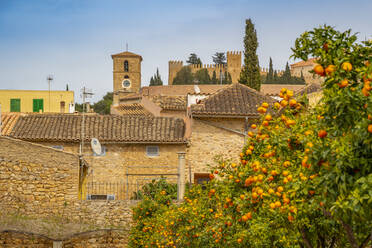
[238,19,261,91]
[282,62,291,82]
[273,70,279,82]
[211,71,217,84]
[266,57,274,83]
[150,68,163,86]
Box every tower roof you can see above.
[111,51,143,60]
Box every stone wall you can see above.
[0,137,135,246]
[0,229,128,248]
[38,142,187,199]
[0,137,79,215]
[0,231,53,248]
[187,117,251,180]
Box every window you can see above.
[194,173,211,185]
[87,194,115,200]
[124,60,129,72]
[93,146,106,156]
[10,99,20,112]
[51,145,64,150]
[60,101,65,113]
[124,75,129,79]
[33,99,44,113]
[146,146,159,157]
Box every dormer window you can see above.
[124,60,129,72]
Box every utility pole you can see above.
[47,75,53,112]
[79,87,93,156]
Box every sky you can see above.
[0,0,371,103]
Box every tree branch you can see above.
[359,230,372,248]
[300,227,314,248]
[340,220,358,248]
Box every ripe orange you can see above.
[265,114,272,121]
[242,215,249,222]
[288,215,294,222]
[237,238,242,243]
[251,124,257,129]
[262,121,269,126]
[338,79,348,88]
[318,130,327,138]
[341,62,352,72]
[275,201,282,208]
[262,102,269,108]
[274,102,281,109]
[270,203,276,209]
[289,99,297,107]
[314,65,325,76]
[325,65,336,75]
[280,100,288,107]
[368,124,372,133]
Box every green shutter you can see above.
[10,99,21,112]
[33,99,44,113]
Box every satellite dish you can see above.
[91,138,102,155]
[194,85,201,94]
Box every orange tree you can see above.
[129,26,372,248]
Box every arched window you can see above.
[124,75,129,79]
[124,60,129,72]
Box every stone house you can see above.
[188,83,274,183]
[6,114,187,199]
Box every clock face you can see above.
[122,79,131,88]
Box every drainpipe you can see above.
[177,152,186,201]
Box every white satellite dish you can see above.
[91,138,102,155]
[194,85,201,94]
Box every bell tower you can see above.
[111,51,142,106]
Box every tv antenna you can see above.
[79,87,94,156]
[47,75,53,112]
[126,42,128,51]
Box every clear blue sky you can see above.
[0,0,371,102]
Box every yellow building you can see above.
[0,90,74,113]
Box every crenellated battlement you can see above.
[189,63,226,69]
[169,60,183,65]
[226,51,242,56]
[259,67,284,75]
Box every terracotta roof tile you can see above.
[295,83,322,96]
[150,95,187,111]
[141,85,228,96]
[112,103,152,116]
[111,51,142,60]
[9,114,186,143]
[261,84,305,96]
[191,83,275,117]
[1,113,22,135]
[290,58,317,68]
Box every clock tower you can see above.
[111,51,142,106]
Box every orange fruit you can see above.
[262,121,269,126]
[262,102,269,108]
[289,99,297,107]
[277,186,284,192]
[280,100,288,107]
[318,130,327,138]
[325,65,336,75]
[265,114,272,121]
[368,124,372,133]
[275,201,282,208]
[251,124,257,129]
[338,79,348,88]
[314,65,325,76]
[274,102,281,109]
[341,62,352,72]
[270,203,276,209]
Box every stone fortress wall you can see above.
[168,50,333,86]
